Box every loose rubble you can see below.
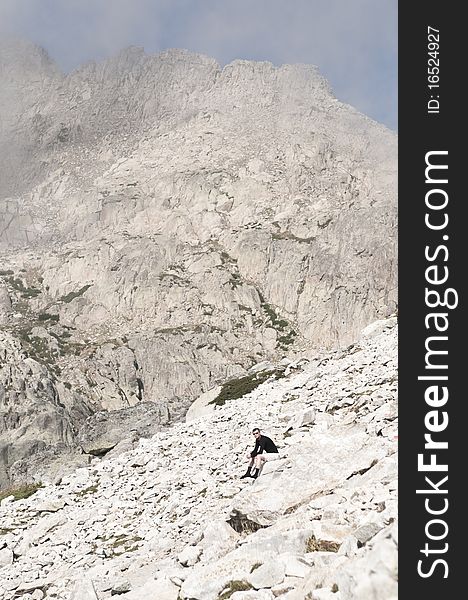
[0,318,397,599]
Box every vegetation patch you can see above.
[220,251,237,265]
[18,332,57,366]
[278,329,297,349]
[60,284,92,303]
[210,368,285,406]
[256,290,298,350]
[108,534,143,556]
[272,231,315,243]
[15,320,83,359]
[250,562,263,573]
[218,581,253,599]
[38,313,60,322]
[76,484,99,496]
[305,535,340,553]
[6,276,41,298]
[0,482,43,502]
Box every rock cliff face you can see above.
[0,39,397,488]
[0,318,398,600]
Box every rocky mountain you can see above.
[0,317,398,600]
[0,38,397,489]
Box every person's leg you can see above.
[240,456,255,478]
[263,452,280,462]
[250,455,266,478]
[254,455,265,469]
[252,453,280,478]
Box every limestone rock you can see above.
[285,408,316,431]
[352,522,384,545]
[121,577,179,600]
[360,318,397,340]
[247,560,286,589]
[77,403,164,456]
[0,547,14,567]
[198,519,240,561]
[231,591,274,600]
[185,386,221,422]
[177,545,202,567]
[35,499,66,513]
[0,285,11,320]
[278,553,312,578]
[69,577,98,600]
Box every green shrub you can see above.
[38,313,59,322]
[0,482,43,502]
[60,284,92,303]
[278,329,297,349]
[76,484,98,496]
[210,368,285,406]
[271,231,315,243]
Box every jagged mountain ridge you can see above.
[0,39,397,489]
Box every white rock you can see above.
[278,553,311,578]
[231,591,274,600]
[118,577,179,600]
[69,577,99,600]
[360,317,397,340]
[111,580,132,595]
[248,560,285,589]
[185,386,221,422]
[15,580,52,595]
[337,536,359,557]
[352,522,384,545]
[285,409,316,431]
[35,499,66,512]
[177,545,202,566]
[198,519,240,561]
[0,547,14,566]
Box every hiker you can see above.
[240,427,279,479]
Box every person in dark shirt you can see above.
[240,427,279,479]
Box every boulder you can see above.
[285,409,316,431]
[0,547,14,567]
[198,519,240,561]
[247,559,286,589]
[177,545,202,567]
[185,386,221,422]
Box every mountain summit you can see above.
[0,42,396,488]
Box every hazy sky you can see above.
[0,0,397,130]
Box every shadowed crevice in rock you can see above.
[227,509,270,535]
